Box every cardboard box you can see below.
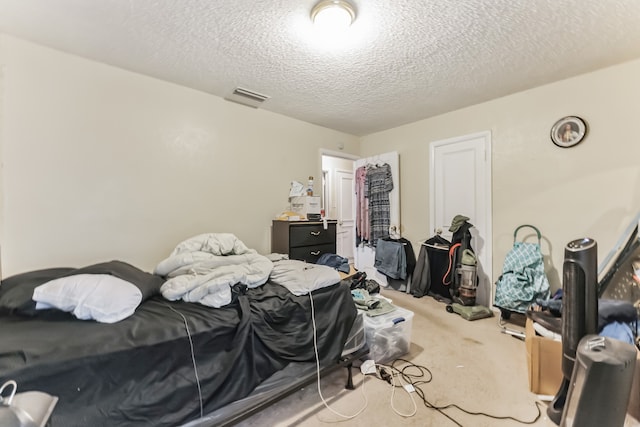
[289,196,321,217]
[525,318,563,395]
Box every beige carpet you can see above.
[233,288,563,427]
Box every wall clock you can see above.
[551,116,588,148]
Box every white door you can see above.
[354,151,400,286]
[335,169,355,263]
[430,132,493,307]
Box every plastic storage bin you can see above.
[363,306,413,364]
[341,311,365,357]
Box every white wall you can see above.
[2,34,639,289]
[0,35,360,276]
[361,59,640,291]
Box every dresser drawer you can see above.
[289,243,336,263]
[289,223,336,247]
[271,220,337,262]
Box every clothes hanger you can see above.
[421,228,450,248]
[422,241,449,250]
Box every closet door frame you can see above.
[429,132,493,307]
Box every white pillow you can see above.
[33,274,143,323]
[269,260,341,296]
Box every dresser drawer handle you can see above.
[310,231,321,236]
[310,251,321,256]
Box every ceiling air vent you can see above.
[224,86,270,109]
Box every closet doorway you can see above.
[321,151,357,263]
[321,150,400,277]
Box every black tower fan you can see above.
[547,238,598,425]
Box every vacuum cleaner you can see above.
[446,249,492,321]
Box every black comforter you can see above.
[0,271,357,427]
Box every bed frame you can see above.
[188,345,368,427]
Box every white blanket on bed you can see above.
[155,233,273,307]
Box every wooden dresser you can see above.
[271,220,337,263]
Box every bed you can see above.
[0,249,362,426]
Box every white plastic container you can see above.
[289,196,321,217]
[363,306,413,364]
[341,311,365,357]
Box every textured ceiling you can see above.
[1,0,640,136]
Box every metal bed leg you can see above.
[345,362,355,390]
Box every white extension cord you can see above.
[309,292,417,421]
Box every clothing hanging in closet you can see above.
[355,162,393,246]
[367,163,393,245]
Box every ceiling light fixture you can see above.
[311,0,356,30]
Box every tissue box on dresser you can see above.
[289,196,321,217]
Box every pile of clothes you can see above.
[342,271,397,317]
[531,289,638,347]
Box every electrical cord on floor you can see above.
[0,379,17,405]
[375,364,418,418]
[387,358,544,426]
[309,292,369,420]
[308,288,541,426]
[164,303,204,418]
